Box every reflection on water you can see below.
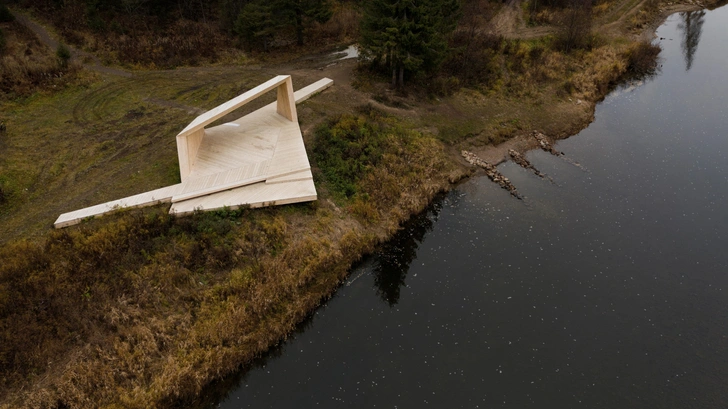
[678,10,706,70]
[372,201,442,306]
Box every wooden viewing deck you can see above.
[54,76,332,228]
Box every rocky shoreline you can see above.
[508,148,547,179]
[461,150,522,199]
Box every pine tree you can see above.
[0,28,5,56]
[233,0,332,49]
[235,2,276,51]
[277,0,333,46]
[360,0,460,88]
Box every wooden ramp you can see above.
[54,76,332,228]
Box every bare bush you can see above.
[442,0,502,87]
[310,2,361,43]
[555,0,593,52]
[0,22,79,97]
[624,41,661,76]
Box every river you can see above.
[200,6,728,408]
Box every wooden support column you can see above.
[176,128,204,181]
[276,77,297,122]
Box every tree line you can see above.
[8,0,613,87]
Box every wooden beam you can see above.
[176,128,204,181]
[276,77,297,122]
[291,78,334,104]
[177,75,295,139]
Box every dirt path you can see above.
[601,0,646,25]
[10,8,132,78]
[488,0,687,40]
[490,0,556,38]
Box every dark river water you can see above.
[201,7,728,408]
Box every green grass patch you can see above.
[312,109,391,198]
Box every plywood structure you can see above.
[55,76,333,228]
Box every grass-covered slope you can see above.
[0,108,465,408]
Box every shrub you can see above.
[313,113,389,198]
[0,23,77,98]
[555,0,593,52]
[444,31,503,87]
[624,41,661,77]
[310,2,361,43]
[643,0,660,12]
[56,43,72,66]
[0,4,13,23]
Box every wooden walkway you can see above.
[54,77,332,228]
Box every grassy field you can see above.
[0,67,289,242]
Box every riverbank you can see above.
[0,1,721,407]
[204,5,728,405]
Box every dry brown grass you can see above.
[109,20,232,68]
[0,20,80,98]
[566,45,628,100]
[309,1,361,44]
[0,109,465,408]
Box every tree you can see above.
[277,0,333,46]
[234,2,276,51]
[360,0,460,88]
[232,0,331,49]
[0,4,14,23]
[56,43,72,67]
[556,0,592,52]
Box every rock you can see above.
[461,150,522,199]
[508,149,546,179]
[532,131,562,156]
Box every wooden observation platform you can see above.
[54,75,333,228]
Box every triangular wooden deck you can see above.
[54,76,332,228]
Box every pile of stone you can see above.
[532,131,561,156]
[508,149,546,179]
[462,150,521,199]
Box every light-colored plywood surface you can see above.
[54,184,184,228]
[177,75,292,138]
[177,128,204,181]
[55,76,332,228]
[170,173,316,216]
[290,78,334,104]
[173,79,315,202]
[265,169,313,184]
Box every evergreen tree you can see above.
[0,4,14,23]
[0,28,5,56]
[232,0,332,49]
[277,0,333,46]
[235,1,276,51]
[360,0,459,88]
